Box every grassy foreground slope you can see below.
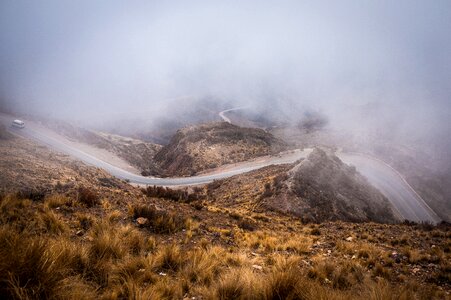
[0,132,449,299]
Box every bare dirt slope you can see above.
[38,119,163,175]
[0,131,134,198]
[154,122,287,176]
[284,148,399,223]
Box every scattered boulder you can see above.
[136,217,149,227]
[252,264,263,271]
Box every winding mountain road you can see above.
[219,107,247,123]
[0,113,441,223]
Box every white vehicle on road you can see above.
[12,119,25,128]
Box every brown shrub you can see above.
[142,185,198,202]
[17,188,48,202]
[38,209,68,235]
[132,205,186,234]
[77,187,99,207]
[238,219,258,231]
[310,228,321,235]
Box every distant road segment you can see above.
[219,107,247,123]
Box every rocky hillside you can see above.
[38,119,163,175]
[154,122,287,176]
[0,133,134,197]
[207,148,398,223]
[265,148,398,223]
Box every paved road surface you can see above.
[337,153,440,223]
[219,107,247,123]
[0,114,440,223]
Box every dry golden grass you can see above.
[131,204,187,234]
[43,194,69,209]
[37,208,68,235]
[238,230,312,255]
[107,209,123,223]
[0,192,449,300]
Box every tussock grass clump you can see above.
[89,229,124,261]
[402,248,423,264]
[44,194,69,209]
[104,274,146,300]
[284,239,311,255]
[132,204,186,234]
[211,256,321,300]
[119,225,146,256]
[38,209,68,235]
[89,221,146,261]
[0,194,33,227]
[155,244,185,272]
[77,187,99,207]
[107,209,123,223]
[0,227,74,299]
[148,278,184,299]
[264,262,302,299]
[182,249,221,286]
[215,269,251,299]
[76,212,94,230]
[372,263,391,279]
[308,259,365,289]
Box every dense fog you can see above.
[1,1,450,161]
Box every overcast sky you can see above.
[1,1,450,151]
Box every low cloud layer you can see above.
[1,1,450,157]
